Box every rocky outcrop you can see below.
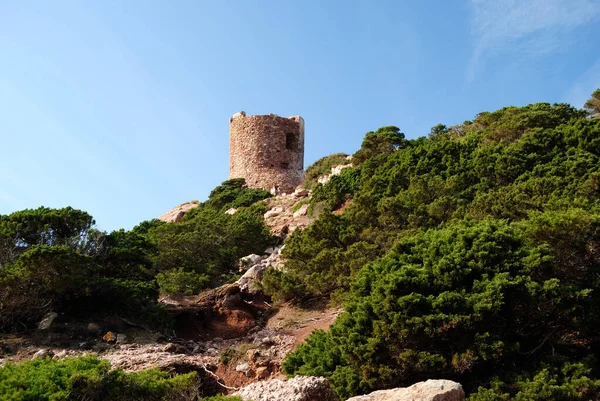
[317,163,353,185]
[237,246,284,293]
[346,380,464,401]
[262,193,313,237]
[157,201,200,222]
[234,376,337,401]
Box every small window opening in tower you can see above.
[280,162,289,169]
[286,132,298,150]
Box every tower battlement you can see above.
[229,111,305,193]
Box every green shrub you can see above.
[152,205,276,288]
[284,217,600,398]
[0,356,198,401]
[468,362,600,400]
[311,167,361,212]
[157,268,210,296]
[0,245,100,328]
[261,268,307,302]
[280,102,600,399]
[193,178,271,214]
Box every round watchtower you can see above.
[229,111,305,193]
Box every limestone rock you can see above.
[33,349,54,359]
[236,362,251,373]
[345,380,464,401]
[38,312,58,330]
[238,254,264,271]
[157,201,200,223]
[234,376,337,401]
[317,174,330,185]
[237,264,268,293]
[317,164,353,186]
[264,207,284,219]
[53,350,68,360]
[293,204,309,217]
[331,163,353,175]
[225,208,238,215]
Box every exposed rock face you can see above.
[234,376,337,401]
[293,204,309,217]
[238,254,264,271]
[157,201,200,223]
[317,163,353,185]
[346,380,464,401]
[262,194,314,237]
[230,112,305,193]
[37,312,58,330]
[237,246,284,293]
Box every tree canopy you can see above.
[271,99,600,400]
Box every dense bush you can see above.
[0,356,198,401]
[310,167,361,212]
[187,178,271,216]
[276,100,600,399]
[151,203,276,292]
[156,268,210,296]
[0,178,276,329]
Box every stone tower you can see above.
[229,111,305,193]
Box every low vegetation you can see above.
[0,179,274,331]
[0,356,199,401]
[271,95,600,399]
[2,89,599,400]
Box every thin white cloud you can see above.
[564,56,600,107]
[467,0,600,81]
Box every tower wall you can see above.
[229,112,305,193]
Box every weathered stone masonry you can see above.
[229,111,305,193]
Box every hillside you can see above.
[1,93,600,400]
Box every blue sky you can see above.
[1,0,599,232]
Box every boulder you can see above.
[331,164,353,176]
[264,246,277,254]
[174,211,185,222]
[53,350,68,360]
[237,264,268,293]
[234,376,337,401]
[317,174,330,185]
[238,254,264,271]
[294,189,310,198]
[33,349,54,359]
[264,207,284,219]
[293,204,309,217]
[225,208,238,215]
[236,362,251,373]
[38,312,58,330]
[345,380,464,401]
